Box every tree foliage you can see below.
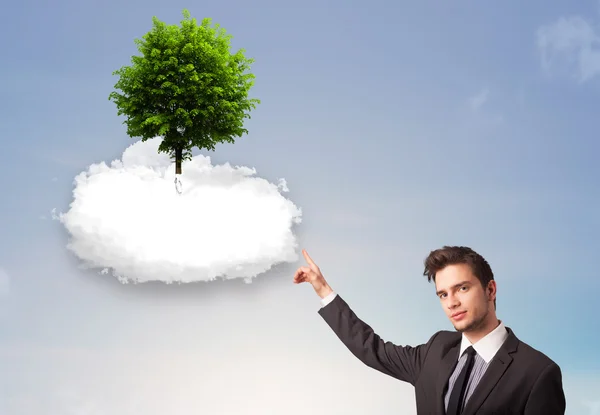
[109,9,259,174]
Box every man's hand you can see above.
[293,249,333,299]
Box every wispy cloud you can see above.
[536,14,600,82]
[465,88,504,126]
[468,88,489,111]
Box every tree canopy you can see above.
[109,9,259,174]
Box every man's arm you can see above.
[293,249,436,385]
[318,292,437,385]
[524,362,566,414]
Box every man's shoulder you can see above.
[510,330,560,367]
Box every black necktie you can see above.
[447,346,477,415]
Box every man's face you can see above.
[434,263,494,333]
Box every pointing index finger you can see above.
[302,249,316,266]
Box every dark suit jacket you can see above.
[318,294,566,414]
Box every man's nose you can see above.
[447,293,460,308]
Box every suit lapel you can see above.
[461,328,519,415]
[435,340,461,414]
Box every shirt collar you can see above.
[459,320,509,363]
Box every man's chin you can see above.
[453,317,487,334]
[452,321,472,333]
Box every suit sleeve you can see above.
[524,362,566,414]
[318,294,437,385]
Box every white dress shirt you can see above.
[320,291,337,307]
[459,318,508,363]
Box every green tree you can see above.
[109,9,259,174]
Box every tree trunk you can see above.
[175,147,183,174]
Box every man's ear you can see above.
[487,280,496,300]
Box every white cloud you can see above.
[463,88,504,127]
[468,88,489,111]
[53,138,302,284]
[537,15,600,82]
[0,268,9,296]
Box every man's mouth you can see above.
[451,311,466,320]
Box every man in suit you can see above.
[293,246,566,414]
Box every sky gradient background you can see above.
[1,0,600,413]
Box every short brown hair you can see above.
[423,246,495,306]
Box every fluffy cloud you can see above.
[54,138,302,284]
[537,15,600,82]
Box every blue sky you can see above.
[1,0,600,413]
